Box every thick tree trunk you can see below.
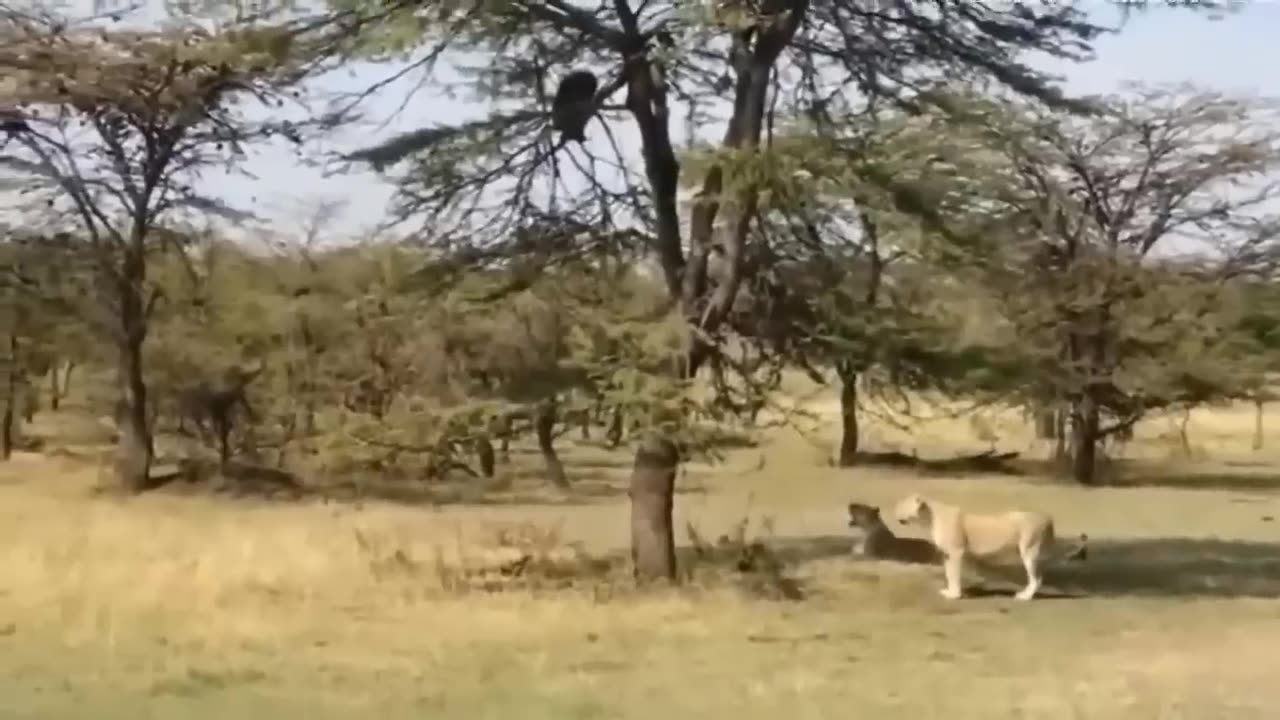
[47,366,59,411]
[620,0,806,586]
[113,275,153,492]
[490,413,513,459]
[606,405,623,448]
[629,432,678,583]
[213,414,232,471]
[838,372,859,467]
[535,399,568,489]
[1070,397,1100,486]
[0,399,12,460]
[1253,399,1264,451]
[475,434,496,478]
[1,337,15,461]
[115,347,153,491]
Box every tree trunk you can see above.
[1070,397,1100,486]
[21,379,36,423]
[535,398,568,489]
[1253,398,1264,451]
[475,434,496,478]
[213,414,232,472]
[630,432,678,583]
[47,366,59,411]
[1035,407,1058,440]
[0,399,12,460]
[61,361,75,407]
[1052,409,1068,464]
[1177,407,1193,458]
[606,405,623,448]
[838,372,859,467]
[47,361,74,411]
[1,336,15,461]
[113,295,153,492]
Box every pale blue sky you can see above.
[54,3,1280,240]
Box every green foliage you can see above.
[136,230,760,480]
[923,87,1280,433]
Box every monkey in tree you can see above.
[0,107,31,152]
[550,69,599,144]
[0,107,30,133]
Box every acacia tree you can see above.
[958,88,1280,484]
[335,0,1110,580]
[0,14,330,489]
[736,112,1023,465]
[0,231,71,456]
[1223,278,1280,451]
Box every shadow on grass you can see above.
[137,448,714,508]
[563,457,633,471]
[769,534,1280,599]
[316,476,708,508]
[849,449,1027,477]
[1102,470,1280,494]
[768,535,858,565]
[1052,537,1280,598]
[997,456,1280,494]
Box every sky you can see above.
[21,1,1280,241]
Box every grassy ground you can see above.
[2,389,1280,718]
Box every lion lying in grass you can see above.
[847,502,940,564]
[893,493,1088,601]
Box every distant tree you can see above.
[1225,279,1280,450]
[0,14,333,489]
[951,88,1280,484]
[740,114,1037,465]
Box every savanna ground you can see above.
[2,380,1280,719]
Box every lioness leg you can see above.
[1015,544,1043,601]
[940,552,965,600]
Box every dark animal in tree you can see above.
[550,70,599,144]
[0,108,30,134]
[175,362,263,470]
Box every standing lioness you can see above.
[893,493,1087,601]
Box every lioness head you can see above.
[847,502,884,530]
[893,494,930,526]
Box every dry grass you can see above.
[3,389,1280,718]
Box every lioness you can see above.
[847,502,940,564]
[893,493,1088,601]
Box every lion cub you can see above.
[847,502,940,564]
[893,493,1088,601]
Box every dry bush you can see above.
[684,515,805,601]
[349,519,624,597]
[340,514,808,602]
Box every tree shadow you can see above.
[1052,537,1280,598]
[143,459,309,500]
[1101,469,1280,494]
[565,457,633,471]
[850,449,1026,476]
[769,534,1280,599]
[768,534,859,565]
[313,475,707,508]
